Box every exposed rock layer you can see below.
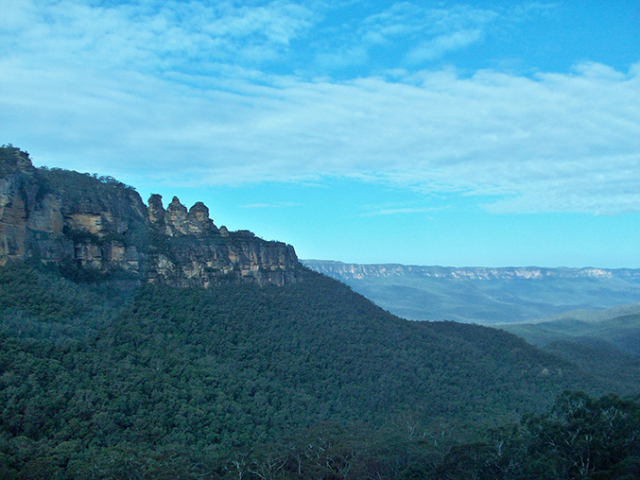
[303,260,640,281]
[0,147,301,286]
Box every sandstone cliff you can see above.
[0,145,301,286]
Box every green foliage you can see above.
[0,265,637,478]
[543,340,640,396]
[519,391,640,479]
[36,167,134,201]
[428,392,640,480]
[0,264,136,345]
[501,311,640,356]
[499,308,640,395]
[0,144,30,176]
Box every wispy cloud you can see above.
[405,29,483,64]
[358,3,498,64]
[360,3,497,42]
[1,1,638,215]
[241,202,301,209]
[302,2,503,73]
[0,0,314,71]
[514,2,558,19]
[362,205,437,217]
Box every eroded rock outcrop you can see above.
[0,146,301,286]
[145,195,298,286]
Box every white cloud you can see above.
[514,2,558,19]
[305,2,501,72]
[3,56,639,213]
[1,0,314,71]
[360,3,496,41]
[405,29,483,63]
[357,3,497,63]
[362,205,437,217]
[242,202,301,208]
[2,1,639,215]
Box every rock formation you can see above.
[145,194,299,287]
[0,145,301,286]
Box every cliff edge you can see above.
[0,145,301,286]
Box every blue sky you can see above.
[1,0,639,267]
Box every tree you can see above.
[522,391,640,479]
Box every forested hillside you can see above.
[499,305,640,356]
[1,263,639,479]
[496,306,640,398]
[1,151,639,479]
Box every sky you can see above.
[1,0,639,268]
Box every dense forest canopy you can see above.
[1,263,639,479]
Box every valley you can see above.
[303,260,640,324]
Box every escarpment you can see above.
[145,194,300,287]
[0,146,301,286]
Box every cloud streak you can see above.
[242,202,301,209]
[362,205,437,217]
[405,29,483,63]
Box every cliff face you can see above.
[145,194,300,287]
[0,150,148,275]
[0,146,301,286]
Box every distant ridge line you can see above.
[302,260,640,281]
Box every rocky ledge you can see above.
[0,145,301,286]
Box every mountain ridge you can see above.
[303,259,640,281]
[303,260,640,324]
